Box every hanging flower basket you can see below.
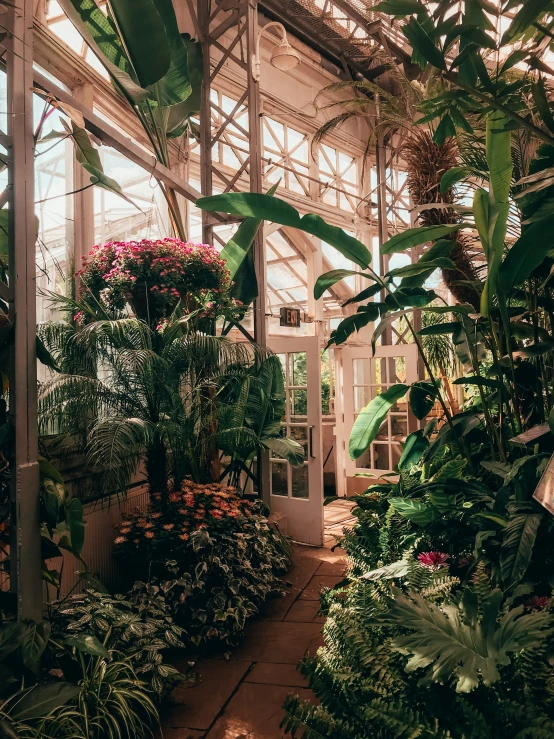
[76,238,242,324]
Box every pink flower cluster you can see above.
[417,551,450,570]
[76,238,242,322]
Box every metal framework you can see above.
[0,0,434,613]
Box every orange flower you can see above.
[169,492,180,502]
[227,509,240,518]
[145,531,155,539]
[210,509,224,519]
[120,527,131,534]
[133,538,140,544]
[163,523,175,530]
[114,536,127,544]
[179,533,189,541]
[151,512,162,519]
[194,511,205,519]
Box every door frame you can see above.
[335,343,420,495]
[267,334,324,546]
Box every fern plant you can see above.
[38,304,302,496]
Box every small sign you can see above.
[533,453,554,515]
[280,307,301,327]
[509,423,551,448]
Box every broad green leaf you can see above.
[39,457,64,485]
[403,17,446,70]
[65,633,110,658]
[109,0,170,88]
[0,719,19,738]
[498,214,554,293]
[65,498,85,557]
[400,238,454,288]
[197,193,371,269]
[418,321,459,336]
[500,49,528,74]
[473,188,490,259]
[433,113,455,144]
[390,498,437,525]
[220,183,278,281]
[326,305,382,348]
[380,224,470,255]
[531,77,554,135]
[151,0,194,106]
[500,509,543,586]
[370,309,412,355]
[385,287,436,309]
[440,166,475,193]
[19,621,51,676]
[9,682,80,721]
[386,258,455,279]
[361,559,410,581]
[262,437,305,465]
[342,281,384,307]
[409,381,438,420]
[399,430,429,469]
[314,269,374,300]
[349,384,409,459]
[481,112,512,317]
[452,376,503,390]
[56,0,149,103]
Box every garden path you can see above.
[160,499,355,739]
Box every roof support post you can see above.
[7,0,42,621]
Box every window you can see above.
[263,117,310,195]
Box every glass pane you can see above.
[271,462,288,497]
[289,425,308,460]
[373,443,390,470]
[290,352,307,386]
[291,389,307,417]
[354,386,369,413]
[291,463,309,498]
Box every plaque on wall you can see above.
[533,453,554,515]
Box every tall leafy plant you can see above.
[57,0,203,239]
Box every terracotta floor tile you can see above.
[245,662,309,688]
[316,560,348,576]
[283,599,324,623]
[298,574,345,601]
[228,620,321,664]
[162,660,252,731]
[205,683,314,739]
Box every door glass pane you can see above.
[271,461,288,496]
[291,464,309,498]
[290,352,307,386]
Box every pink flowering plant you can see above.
[77,238,242,322]
[114,481,292,650]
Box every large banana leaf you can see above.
[380,224,470,256]
[480,112,512,317]
[497,214,554,294]
[349,383,409,459]
[500,506,543,587]
[109,0,170,88]
[57,0,149,103]
[151,0,193,106]
[197,192,372,269]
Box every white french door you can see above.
[267,335,324,546]
[336,343,420,493]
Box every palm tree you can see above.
[38,307,302,500]
[313,68,482,309]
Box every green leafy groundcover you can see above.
[114,481,292,650]
[281,452,554,738]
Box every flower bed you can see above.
[114,482,291,650]
[77,238,241,321]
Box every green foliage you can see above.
[38,311,301,495]
[49,590,188,698]
[113,482,292,651]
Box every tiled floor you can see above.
[160,500,354,739]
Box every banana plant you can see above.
[57,0,203,239]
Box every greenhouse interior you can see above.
[3,0,554,736]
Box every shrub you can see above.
[114,481,292,649]
[49,590,190,699]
